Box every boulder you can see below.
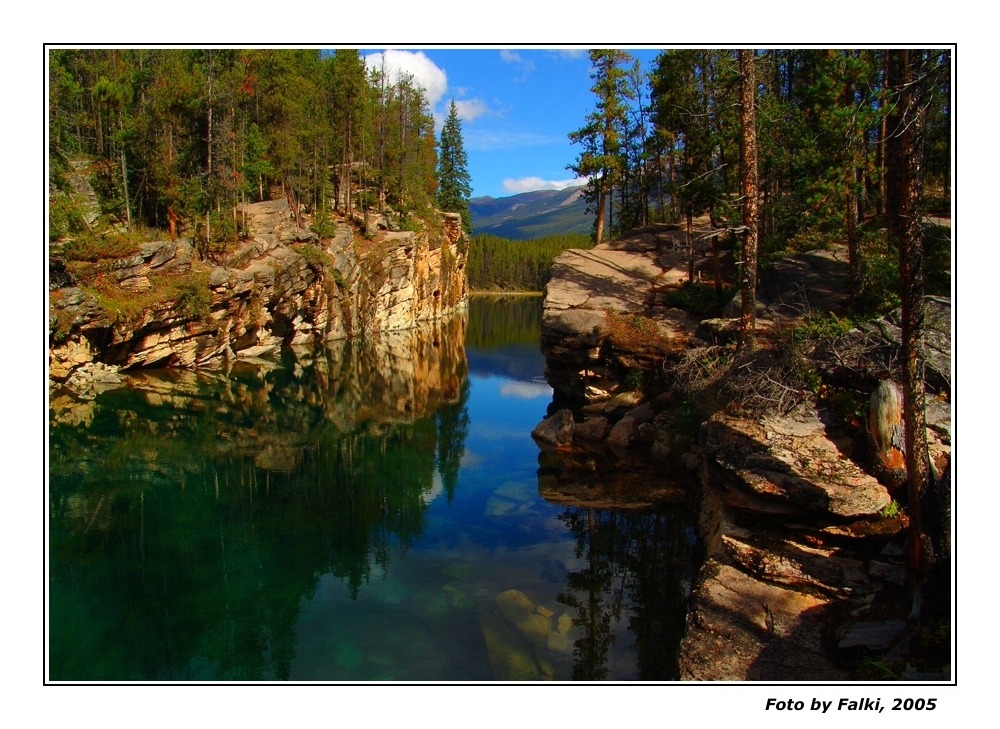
[531,409,575,449]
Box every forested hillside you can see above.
[48,49,443,253]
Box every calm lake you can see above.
[48,296,697,681]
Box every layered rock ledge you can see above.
[535,226,952,681]
[49,201,468,388]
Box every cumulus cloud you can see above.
[453,98,490,123]
[502,176,588,194]
[364,50,448,107]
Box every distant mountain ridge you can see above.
[470,185,592,240]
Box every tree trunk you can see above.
[738,50,759,351]
[686,210,694,283]
[886,48,930,619]
[118,113,131,231]
[595,185,607,244]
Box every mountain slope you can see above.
[470,186,592,240]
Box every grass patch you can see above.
[86,270,212,324]
[605,310,665,350]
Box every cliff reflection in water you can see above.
[48,315,469,681]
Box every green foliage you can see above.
[791,311,856,344]
[568,50,637,242]
[854,228,901,315]
[87,270,212,324]
[623,369,644,392]
[468,233,592,291]
[436,101,472,232]
[47,49,442,244]
[49,194,88,241]
[176,273,213,320]
[297,243,333,273]
[59,233,143,264]
[310,207,337,240]
[923,222,952,296]
[880,499,901,519]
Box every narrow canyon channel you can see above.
[48,296,699,681]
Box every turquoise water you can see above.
[48,297,696,682]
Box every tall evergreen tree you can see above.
[436,100,472,232]
[568,50,635,244]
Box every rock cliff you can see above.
[535,225,952,681]
[49,200,468,388]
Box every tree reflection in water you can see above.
[557,507,696,680]
[49,315,470,681]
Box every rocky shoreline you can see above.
[49,199,468,393]
[534,226,952,681]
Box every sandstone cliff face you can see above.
[49,201,468,386]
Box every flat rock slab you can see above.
[546,246,663,314]
[702,407,891,519]
[540,243,697,372]
[678,560,848,681]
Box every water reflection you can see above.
[49,316,470,681]
[556,508,696,680]
[48,297,696,681]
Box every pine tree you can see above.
[436,100,472,232]
[568,50,635,244]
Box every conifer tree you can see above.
[569,50,635,244]
[436,100,472,232]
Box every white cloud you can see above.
[453,98,490,123]
[364,50,448,107]
[502,176,588,194]
[499,49,535,71]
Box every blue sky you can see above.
[361,48,662,199]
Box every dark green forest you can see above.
[49,49,442,253]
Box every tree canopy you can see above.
[49,49,443,254]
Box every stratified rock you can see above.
[701,407,891,519]
[539,240,697,397]
[573,416,608,442]
[48,198,468,383]
[722,531,868,596]
[606,416,637,450]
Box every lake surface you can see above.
[48,297,697,682]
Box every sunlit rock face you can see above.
[49,201,468,387]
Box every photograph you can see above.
[45,45,954,688]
